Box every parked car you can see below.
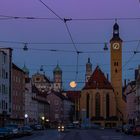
[125,126,134,135]
[21,126,33,136]
[5,124,19,137]
[66,123,75,129]
[132,125,140,135]
[33,124,44,130]
[0,127,13,139]
[123,124,133,133]
[116,125,123,132]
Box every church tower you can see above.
[85,58,92,82]
[110,22,125,121]
[53,64,62,91]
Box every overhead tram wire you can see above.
[119,40,140,72]
[0,14,140,21]
[71,17,140,21]
[38,0,63,21]
[63,19,80,81]
[0,40,140,45]
[37,0,80,82]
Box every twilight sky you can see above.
[0,0,140,90]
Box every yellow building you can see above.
[110,22,127,123]
[80,23,126,127]
[80,66,117,127]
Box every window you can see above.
[106,94,110,118]
[55,100,59,105]
[115,69,118,73]
[5,103,7,109]
[95,93,100,118]
[36,77,40,81]
[3,54,6,64]
[114,62,118,66]
[6,72,8,79]
[86,94,90,118]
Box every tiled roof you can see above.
[54,92,68,100]
[83,66,113,90]
[12,63,25,73]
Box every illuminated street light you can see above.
[25,114,28,119]
[46,119,49,122]
[41,116,45,121]
[24,114,28,125]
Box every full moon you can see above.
[70,81,77,88]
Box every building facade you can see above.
[11,63,25,124]
[124,81,136,124]
[0,48,12,127]
[80,66,117,127]
[110,22,126,123]
[32,72,52,93]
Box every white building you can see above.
[25,77,38,125]
[0,48,12,126]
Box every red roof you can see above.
[83,66,113,90]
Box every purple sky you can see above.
[0,0,140,89]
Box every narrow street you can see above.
[14,129,140,140]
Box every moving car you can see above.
[58,125,65,132]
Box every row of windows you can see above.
[0,100,8,110]
[0,85,8,94]
[13,104,22,111]
[0,69,8,79]
[13,76,24,84]
[86,93,110,118]
[0,53,7,64]
[114,62,119,66]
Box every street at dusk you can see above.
[13,129,140,140]
[0,0,140,140]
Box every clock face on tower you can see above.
[113,43,120,50]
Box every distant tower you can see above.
[110,22,124,121]
[22,64,29,77]
[53,64,62,91]
[85,58,92,82]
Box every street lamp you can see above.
[41,116,45,129]
[24,114,28,125]
[42,116,45,121]
[46,119,49,122]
